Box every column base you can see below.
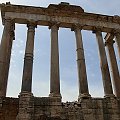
[49,93,62,99]
[49,93,62,105]
[17,91,34,120]
[19,91,33,97]
[104,94,116,98]
[78,93,91,101]
[0,93,6,98]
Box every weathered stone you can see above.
[49,24,61,98]
[0,2,120,120]
[21,23,36,93]
[0,97,119,120]
[74,27,90,99]
[95,30,114,98]
[105,33,120,98]
[0,18,14,97]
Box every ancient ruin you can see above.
[0,2,120,120]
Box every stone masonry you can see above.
[0,2,120,120]
[0,97,120,120]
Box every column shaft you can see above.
[115,33,120,58]
[50,25,61,97]
[95,31,114,97]
[105,34,120,98]
[21,24,36,92]
[0,19,14,97]
[74,28,90,98]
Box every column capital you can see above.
[48,22,60,30]
[71,24,83,31]
[3,18,11,24]
[112,29,120,35]
[10,23,15,40]
[3,18,14,28]
[4,18,11,22]
[27,23,36,34]
[27,22,37,29]
[3,18,15,40]
[105,40,115,46]
[3,17,15,25]
[92,27,102,34]
[104,33,115,46]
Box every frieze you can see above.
[0,2,120,26]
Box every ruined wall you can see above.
[0,97,19,120]
[0,97,120,120]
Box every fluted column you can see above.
[0,18,14,97]
[74,27,90,99]
[115,32,120,58]
[95,31,114,97]
[49,24,61,98]
[105,33,120,98]
[21,23,36,93]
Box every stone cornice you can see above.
[0,3,119,22]
[0,2,120,32]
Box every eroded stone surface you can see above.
[0,97,120,120]
[0,2,120,120]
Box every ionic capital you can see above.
[3,18,15,40]
[111,29,120,36]
[105,39,115,46]
[10,23,15,40]
[4,18,11,22]
[48,22,60,30]
[71,24,83,31]
[104,33,115,46]
[3,17,15,25]
[92,27,102,34]
[27,21,37,30]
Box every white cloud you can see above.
[61,79,78,102]
[32,78,49,97]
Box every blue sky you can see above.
[0,0,120,102]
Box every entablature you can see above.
[0,2,120,32]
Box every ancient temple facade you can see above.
[0,2,120,120]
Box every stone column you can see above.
[115,32,120,58]
[16,92,34,120]
[0,18,14,97]
[74,27,90,99]
[49,24,61,98]
[21,23,36,93]
[95,31,114,97]
[105,33,120,98]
